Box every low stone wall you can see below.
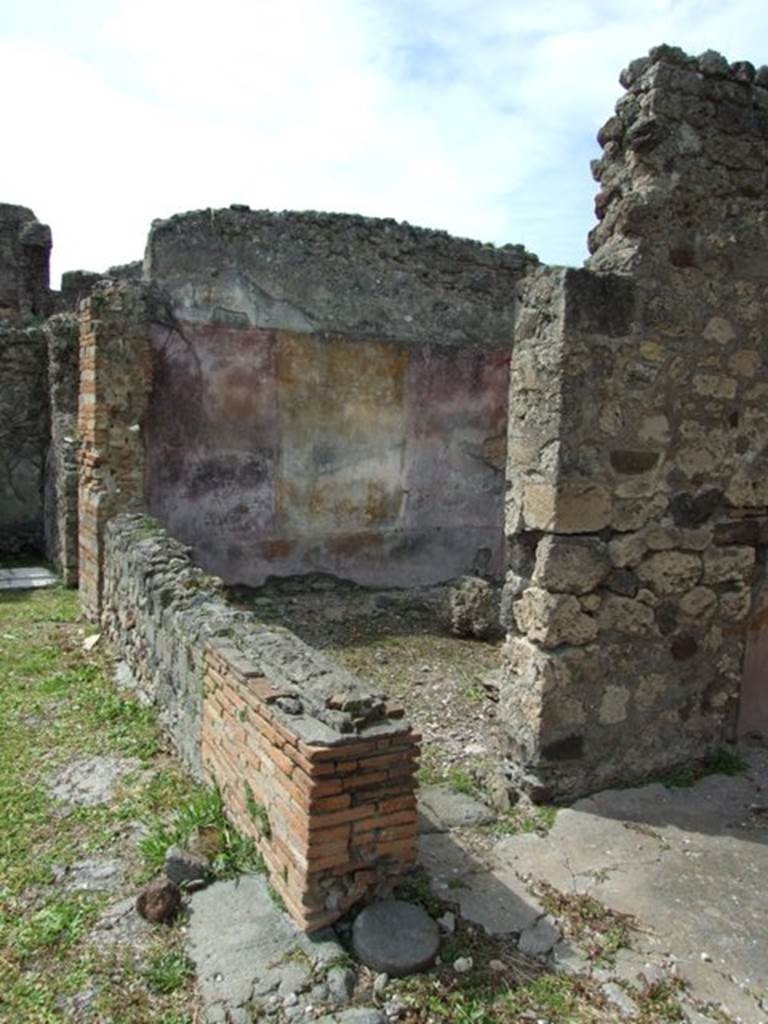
[102,514,419,928]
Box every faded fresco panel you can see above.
[145,324,509,586]
[144,321,279,580]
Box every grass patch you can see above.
[446,767,480,798]
[139,786,265,881]
[488,804,557,837]
[143,948,195,994]
[0,585,202,1022]
[392,867,446,918]
[534,881,634,964]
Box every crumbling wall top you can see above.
[0,203,52,320]
[589,45,768,277]
[145,207,538,346]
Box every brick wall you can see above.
[78,282,152,617]
[203,642,419,930]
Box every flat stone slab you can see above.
[492,745,768,1023]
[352,900,439,977]
[439,867,545,937]
[49,755,140,806]
[90,895,154,950]
[64,858,123,892]
[187,874,352,1024]
[0,565,58,590]
[315,1012,386,1024]
[418,785,495,830]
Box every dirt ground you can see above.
[229,577,507,798]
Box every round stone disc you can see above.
[351,899,439,977]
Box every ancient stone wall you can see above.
[143,210,535,587]
[102,513,419,929]
[0,204,51,320]
[43,313,80,582]
[502,47,768,798]
[0,205,54,555]
[0,324,49,553]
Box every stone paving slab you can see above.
[0,565,58,590]
[187,874,357,1024]
[492,746,768,1023]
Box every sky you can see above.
[1,1,767,286]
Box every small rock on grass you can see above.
[453,956,473,974]
[164,844,210,887]
[518,915,561,957]
[136,877,182,923]
[326,966,356,1004]
[437,911,455,934]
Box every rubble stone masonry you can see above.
[502,46,768,798]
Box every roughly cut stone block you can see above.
[513,588,598,648]
[533,536,611,595]
[352,901,439,976]
[418,786,495,830]
[448,575,497,638]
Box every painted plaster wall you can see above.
[144,321,509,586]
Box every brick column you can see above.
[78,282,152,618]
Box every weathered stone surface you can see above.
[314,1011,386,1024]
[609,532,647,568]
[448,576,498,638]
[136,878,182,923]
[0,203,52,318]
[523,482,612,533]
[418,786,495,830]
[65,859,123,892]
[49,755,140,807]
[601,982,640,1019]
[187,874,350,1022]
[635,552,702,596]
[0,325,49,554]
[702,546,755,584]
[493,750,768,1023]
[679,586,717,619]
[352,901,439,976]
[448,867,545,936]
[597,595,656,635]
[513,588,598,648]
[518,915,561,956]
[532,536,611,594]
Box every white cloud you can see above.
[0,0,766,284]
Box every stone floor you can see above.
[423,743,768,1024]
[185,745,767,1024]
[0,565,58,589]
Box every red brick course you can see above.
[202,640,420,931]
